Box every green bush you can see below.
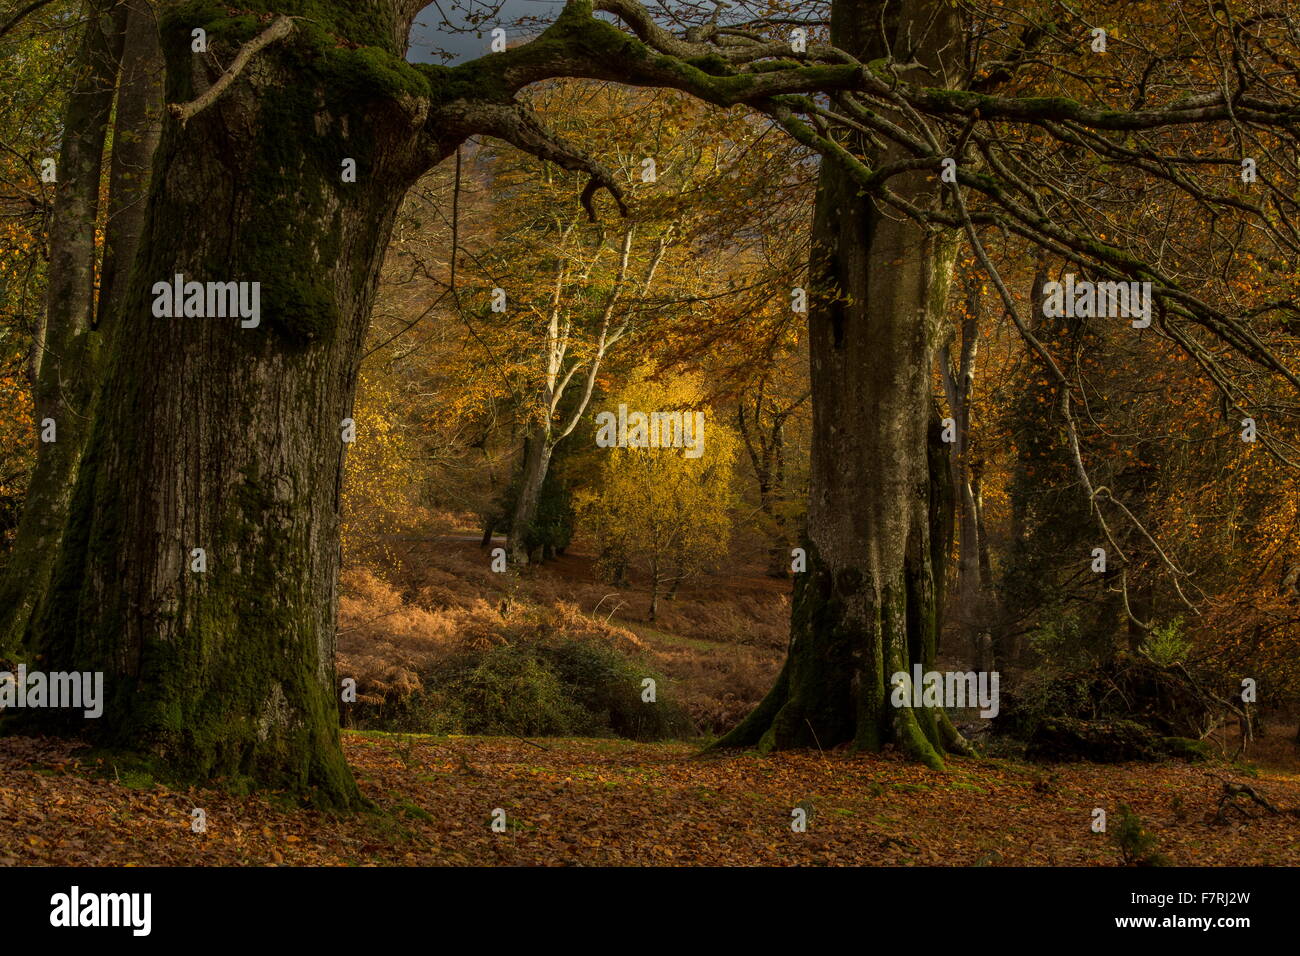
[1110,804,1170,866]
[540,639,695,741]
[365,688,462,737]
[1025,611,1105,668]
[440,644,591,736]
[995,668,1092,739]
[354,637,696,741]
[1144,618,1191,666]
[1161,736,1210,762]
[996,652,1216,743]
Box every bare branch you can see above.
[446,100,628,221]
[167,15,295,128]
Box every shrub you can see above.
[338,568,695,740]
[1162,736,1210,762]
[1025,611,1102,668]
[1144,618,1191,666]
[994,669,1092,740]
[427,640,694,740]
[540,639,695,740]
[439,644,591,736]
[1110,804,1170,866]
[1026,716,1162,763]
[996,654,1215,742]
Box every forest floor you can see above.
[6,531,1297,866]
[2,731,1298,866]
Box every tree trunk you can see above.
[957,471,983,662]
[716,0,968,767]
[26,10,441,807]
[647,564,660,621]
[765,422,791,577]
[0,0,126,654]
[758,477,792,578]
[97,0,164,329]
[507,431,552,565]
[940,280,985,667]
[973,466,1011,667]
[737,390,797,578]
[928,412,955,657]
[974,469,992,583]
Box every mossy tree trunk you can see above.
[97,0,165,330]
[940,283,991,666]
[25,4,446,807]
[716,0,969,768]
[0,0,127,655]
[508,431,553,564]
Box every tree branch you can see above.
[167,15,295,127]
[0,0,56,42]
[445,99,628,221]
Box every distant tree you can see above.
[341,360,426,565]
[734,360,810,578]
[576,371,736,620]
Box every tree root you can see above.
[1207,774,1280,823]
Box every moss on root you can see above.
[27,428,362,807]
[710,539,967,768]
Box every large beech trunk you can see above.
[26,12,442,806]
[718,0,967,767]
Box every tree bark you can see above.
[97,0,165,329]
[716,0,968,767]
[507,431,552,565]
[940,277,989,667]
[647,556,663,620]
[0,0,127,654]
[26,8,443,806]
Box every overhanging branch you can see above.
[447,100,628,222]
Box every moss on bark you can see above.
[17,9,444,808]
